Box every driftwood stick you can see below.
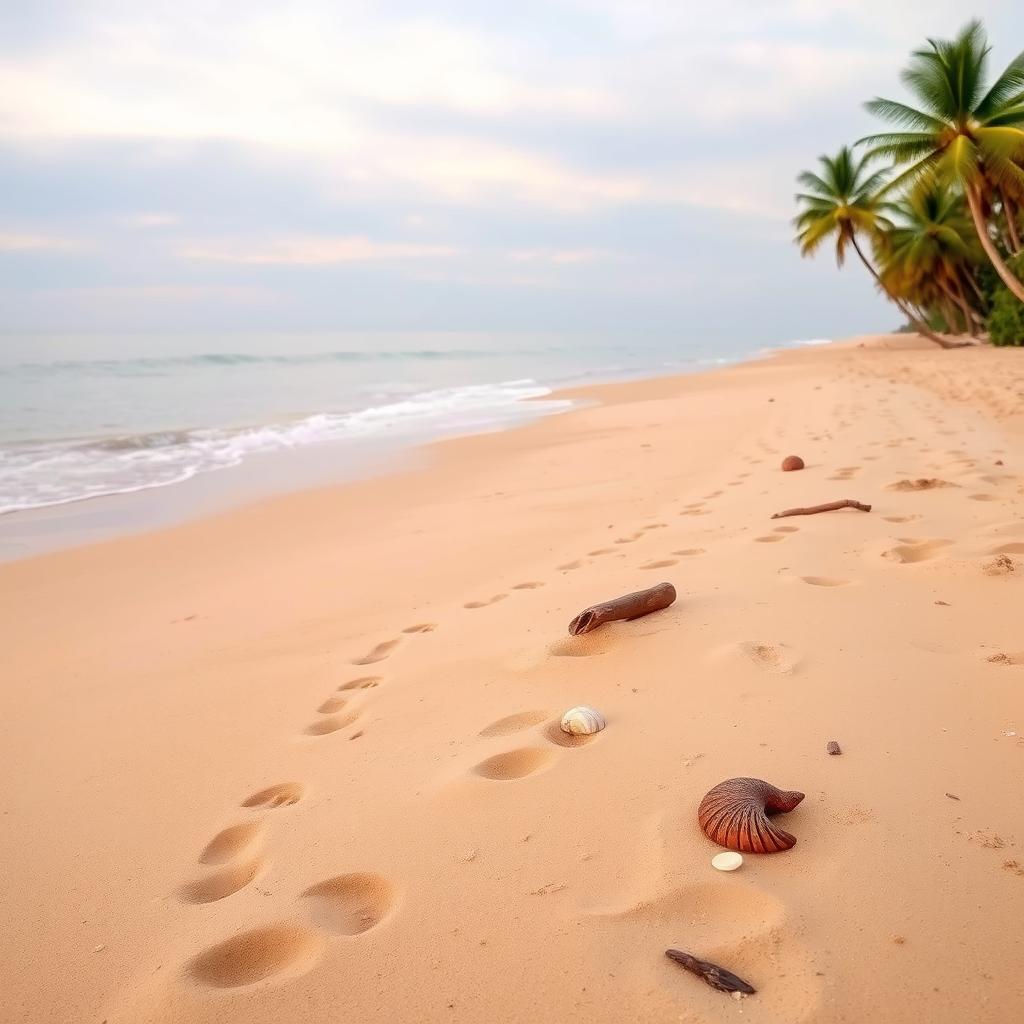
[665,949,756,995]
[771,499,871,519]
[568,582,676,636]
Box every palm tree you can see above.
[794,146,958,347]
[878,182,984,337]
[858,20,1024,302]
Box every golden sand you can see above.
[2,334,1023,1022]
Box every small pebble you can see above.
[712,852,743,872]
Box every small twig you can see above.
[771,499,871,519]
[665,949,755,995]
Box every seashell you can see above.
[781,455,805,472]
[711,851,743,872]
[698,777,804,854]
[559,706,606,736]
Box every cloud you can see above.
[180,236,459,265]
[0,231,82,252]
[0,1,1017,333]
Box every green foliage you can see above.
[988,255,1024,345]
[795,19,1024,336]
[793,146,891,266]
[859,20,1024,194]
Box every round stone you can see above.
[711,851,744,872]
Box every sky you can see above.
[0,1,1020,340]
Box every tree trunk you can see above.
[938,294,960,335]
[1002,190,1022,255]
[952,276,981,338]
[848,235,963,348]
[967,186,1024,302]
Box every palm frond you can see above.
[975,48,1024,118]
[864,97,945,131]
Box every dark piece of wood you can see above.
[771,499,871,519]
[826,740,842,756]
[568,582,676,636]
[945,792,960,801]
[665,949,756,995]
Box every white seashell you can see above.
[712,851,743,872]
[559,705,606,736]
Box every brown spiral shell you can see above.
[698,777,805,854]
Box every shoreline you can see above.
[3,332,1024,1024]
[0,337,836,562]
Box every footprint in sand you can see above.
[671,548,706,556]
[339,675,382,691]
[465,593,508,609]
[799,576,851,587]
[200,822,263,865]
[471,747,555,780]
[304,710,360,736]
[882,539,952,564]
[969,493,999,502]
[883,515,920,523]
[188,925,324,989]
[543,720,599,749]
[887,478,958,491]
[982,555,1017,576]
[985,651,1024,666]
[774,525,800,533]
[640,559,677,569]
[556,561,584,571]
[989,543,1024,556]
[587,548,616,556]
[402,623,436,634]
[352,639,400,665]
[479,710,550,737]
[242,782,304,809]
[512,581,546,589]
[755,534,786,543]
[180,858,263,904]
[614,535,640,545]
[302,873,396,935]
[734,640,802,674]
[642,523,668,531]
[317,695,350,714]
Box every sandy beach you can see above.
[3,334,1023,1024]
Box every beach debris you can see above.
[560,705,606,736]
[781,455,805,472]
[945,792,960,801]
[698,777,804,853]
[665,949,756,996]
[711,851,743,872]
[771,499,871,519]
[826,740,842,756]
[568,581,676,636]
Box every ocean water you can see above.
[0,331,827,520]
